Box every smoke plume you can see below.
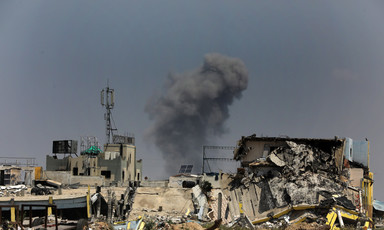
[145,53,248,174]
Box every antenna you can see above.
[101,82,117,144]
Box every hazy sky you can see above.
[1,1,384,199]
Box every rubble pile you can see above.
[229,141,347,215]
[255,219,330,230]
[256,141,344,209]
[220,140,373,228]
[119,139,366,229]
[138,215,195,229]
[0,184,27,196]
[168,221,205,230]
[30,184,57,195]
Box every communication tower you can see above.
[101,83,117,144]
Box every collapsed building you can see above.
[45,137,142,186]
[202,135,374,228]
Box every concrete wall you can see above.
[71,175,104,185]
[140,180,169,187]
[104,143,137,183]
[44,171,71,184]
[242,141,286,163]
[0,166,34,186]
[169,175,201,188]
[136,160,142,181]
[46,142,139,184]
[99,156,122,182]
[350,168,364,188]
[46,155,70,171]
[353,140,369,168]
[124,145,136,182]
[202,174,221,189]
[44,171,104,185]
[69,156,99,176]
[241,139,345,173]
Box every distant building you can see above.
[46,136,142,186]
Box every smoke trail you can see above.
[145,53,248,174]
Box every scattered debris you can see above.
[225,136,375,229]
[0,184,27,197]
[169,221,205,230]
[0,135,380,230]
[31,183,56,195]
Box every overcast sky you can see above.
[1,1,384,199]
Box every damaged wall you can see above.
[352,140,369,168]
[0,166,22,186]
[342,138,369,168]
[238,140,287,165]
[104,143,137,182]
[130,187,194,219]
[46,156,70,171]
[235,137,346,174]
[225,136,372,223]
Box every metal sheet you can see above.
[0,196,87,210]
[353,140,369,167]
[373,200,384,212]
[343,138,353,162]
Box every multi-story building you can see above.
[46,137,142,186]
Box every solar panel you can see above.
[179,165,187,173]
[185,165,193,173]
[179,165,193,173]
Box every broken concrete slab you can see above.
[267,152,285,167]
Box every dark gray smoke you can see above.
[145,53,248,174]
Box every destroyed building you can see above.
[46,137,142,186]
[201,135,375,228]
[0,158,39,186]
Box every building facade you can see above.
[46,138,142,185]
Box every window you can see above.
[262,145,270,158]
[73,167,78,176]
[101,170,111,179]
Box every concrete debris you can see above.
[1,134,377,229]
[229,141,345,214]
[267,152,285,167]
[46,179,62,188]
[89,182,139,223]
[192,185,208,221]
[31,183,57,195]
[0,184,27,197]
[169,222,205,230]
[226,137,375,229]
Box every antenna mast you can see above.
[101,82,117,144]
